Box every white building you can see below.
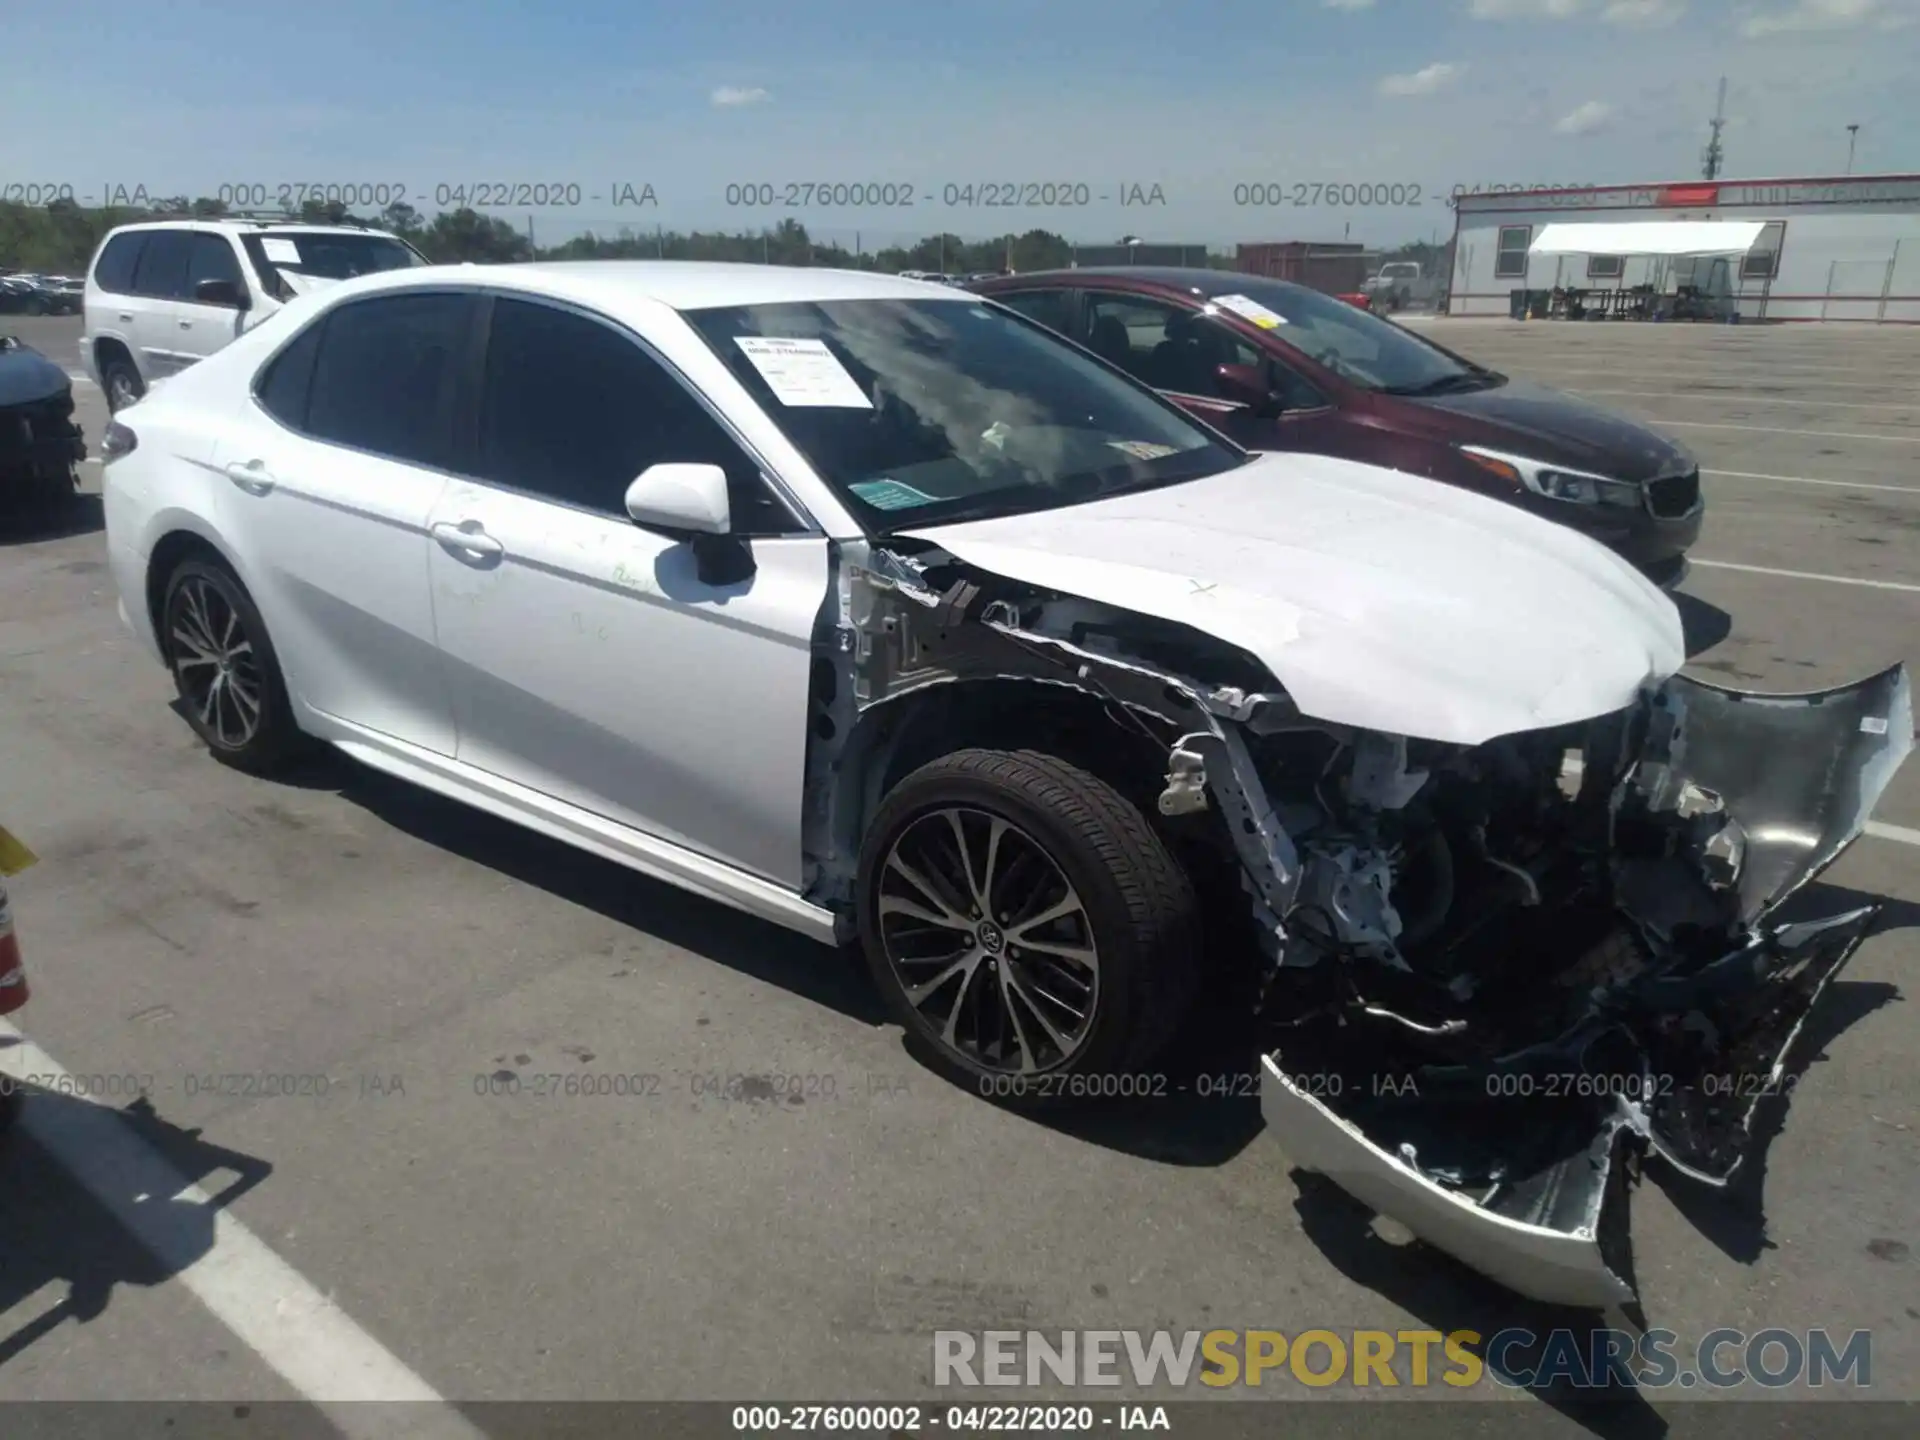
[1447,174,1920,323]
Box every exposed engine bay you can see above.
[808,538,1913,1309]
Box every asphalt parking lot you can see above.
[2,312,1917,1432]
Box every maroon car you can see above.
[969,267,1702,586]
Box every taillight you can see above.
[101,420,137,461]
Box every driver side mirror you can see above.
[194,278,248,309]
[1214,362,1284,418]
[622,462,755,586]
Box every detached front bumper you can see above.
[1256,663,1913,1308]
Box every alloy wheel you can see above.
[168,576,264,750]
[876,806,1101,1074]
[108,372,139,411]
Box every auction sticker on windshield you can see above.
[1211,293,1287,328]
[734,337,873,408]
[848,478,942,511]
[1108,441,1181,460]
[261,237,303,264]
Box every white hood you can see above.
[904,452,1686,747]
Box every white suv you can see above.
[82,218,428,412]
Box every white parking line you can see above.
[1691,559,1920,593]
[1868,819,1920,848]
[1657,419,1920,443]
[1705,468,1920,495]
[67,372,95,387]
[0,1020,487,1438]
[1581,389,1919,412]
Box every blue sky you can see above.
[3,0,1914,248]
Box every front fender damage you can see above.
[816,543,1912,1309]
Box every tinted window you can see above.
[684,298,1243,530]
[185,234,246,302]
[1081,292,1293,404]
[995,289,1075,336]
[255,322,324,430]
[305,294,469,468]
[93,232,147,294]
[476,298,801,534]
[130,230,192,299]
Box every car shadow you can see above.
[1644,879,1907,1267]
[0,1083,271,1374]
[300,750,891,1028]
[0,494,103,547]
[275,747,1269,1166]
[1669,590,1732,657]
[1288,1169,1670,1437]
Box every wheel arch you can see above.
[144,524,247,648]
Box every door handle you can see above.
[179,319,193,329]
[430,521,504,558]
[224,460,277,494]
[118,312,133,323]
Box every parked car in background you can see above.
[969,266,1702,586]
[99,260,1908,1308]
[1365,260,1436,311]
[82,217,428,412]
[0,334,86,507]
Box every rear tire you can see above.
[856,748,1200,1106]
[160,557,305,775]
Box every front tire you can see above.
[856,749,1199,1103]
[102,356,144,413]
[160,558,304,774]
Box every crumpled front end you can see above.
[1237,664,1911,1308]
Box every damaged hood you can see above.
[905,452,1685,746]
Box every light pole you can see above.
[1846,124,1861,176]
[1121,233,1140,263]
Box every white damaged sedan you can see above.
[99,262,1911,1308]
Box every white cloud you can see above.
[710,85,771,106]
[1322,0,1377,8]
[1554,99,1616,133]
[1468,0,1585,17]
[1742,0,1907,35]
[1601,0,1686,23]
[1379,61,1466,96]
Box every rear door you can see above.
[208,291,471,754]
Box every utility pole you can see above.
[1702,77,1727,180]
[1846,124,1861,175]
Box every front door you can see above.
[426,294,828,888]
[1077,289,1345,454]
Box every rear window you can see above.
[93,232,148,294]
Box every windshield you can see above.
[1210,277,1497,395]
[240,231,426,300]
[684,297,1247,530]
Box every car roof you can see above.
[311,260,980,312]
[983,265,1315,299]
